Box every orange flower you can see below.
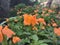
[23,14,38,26]
[31,15,38,26]
[23,14,32,25]
[59,27,60,29]
[48,9,53,13]
[37,18,46,25]
[12,36,21,44]
[0,32,3,43]
[2,26,15,38]
[54,27,60,36]
[0,26,3,43]
[0,26,3,31]
[52,23,57,27]
[32,26,38,31]
[0,26,15,43]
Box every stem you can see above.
[53,34,57,45]
[2,35,8,45]
[40,23,43,30]
[9,40,13,45]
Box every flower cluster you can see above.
[0,4,60,45]
[23,14,46,26]
[0,26,21,44]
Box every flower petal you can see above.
[2,26,15,38]
[0,32,3,43]
[0,26,3,31]
[23,14,32,25]
[12,36,21,44]
[54,28,60,36]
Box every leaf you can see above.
[15,3,26,10]
[30,35,38,41]
[38,40,45,44]
[19,38,30,45]
[40,43,48,45]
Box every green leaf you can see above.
[15,3,26,10]
[30,35,38,41]
[19,38,30,45]
[40,43,48,45]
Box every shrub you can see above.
[0,4,60,45]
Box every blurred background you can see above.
[0,0,60,22]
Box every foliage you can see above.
[0,4,60,45]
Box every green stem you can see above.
[2,35,8,45]
[53,34,57,45]
[9,40,13,45]
[39,23,43,30]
